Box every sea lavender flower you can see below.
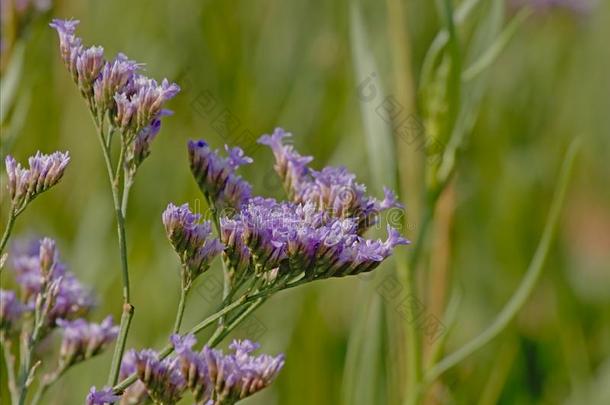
[49,19,81,76]
[258,128,313,197]
[9,238,94,325]
[115,77,180,135]
[203,339,284,403]
[258,129,402,233]
[93,53,140,114]
[119,350,149,404]
[162,203,224,289]
[220,197,409,281]
[133,348,186,404]
[170,334,284,403]
[0,289,28,333]
[188,140,253,210]
[86,386,121,405]
[4,151,70,211]
[56,316,118,368]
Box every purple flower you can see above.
[9,238,94,326]
[170,335,284,403]
[162,203,224,288]
[86,386,121,405]
[4,151,70,210]
[119,350,149,404]
[76,45,105,96]
[49,19,82,76]
[56,316,118,367]
[93,53,140,113]
[0,289,28,333]
[258,129,402,232]
[258,128,313,197]
[116,76,180,134]
[188,140,253,210]
[133,349,186,404]
[220,197,409,280]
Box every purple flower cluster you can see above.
[10,238,94,327]
[220,197,409,282]
[259,128,402,232]
[118,350,149,404]
[0,289,28,333]
[56,316,118,368]
[172,334,285,403]
[4,151,70,211]
[162,203,224,289]
[132,349,186,404]
[86,386,121,405]
[188,140,253,210]
[50,19,179,171]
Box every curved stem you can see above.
[30,366,68,405]
[424,140,579,384]
[0,210,17,258]
[112,295,248,394]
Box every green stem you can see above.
[89,113,134,386]
[172,285,189,335]
[424,140,579,384]
[403,264,422,405]
[112,295,248,394]
[30,366,68,405]
[0,210,17,258]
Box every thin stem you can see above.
[424,140,579,384]
[172,284,189,335]
[208,298,265,347]
[30,366,68,405]
[112,295,248,394]
[403,264,422,405]
[0,210,17,257]
[88,112,135,386]
[1,332,19,404]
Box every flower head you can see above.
[9,238,94,326]
[119,350,149,404]
[56,316,118,368]
[5,151,70,210]
[93,53,140,113]
[220,197,408,281]
[258,129,403,233]
[49,19,82,76]
[188,140,253,210]
[133,349,186,404]
[162,203,224,288]
[86,386,121,405]
[170,334,284,403]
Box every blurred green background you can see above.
[1,0,609,404]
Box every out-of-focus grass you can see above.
[1,0,609,404]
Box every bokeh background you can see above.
[1,0,609,404]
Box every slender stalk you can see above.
[30,366,68,405]
[424,140,579,384]
[1,332,19,404]
[0,210,17,257]
[172,283,189,334]
[208,298,265,347]
[89,113,135,386]
[403,264,422,405]
[112,295,248,394]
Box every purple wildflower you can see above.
[0,289,28,333]
[133,349,186,404]
[9,238,94,326]
[86,386,121,405]
[170,334,284,403]
[4,151,70,210]
[258,129,403,232]
[220,197,409,280]
[119,350,149,404]
[162,203,224,288]
[188,140,253,210]
[49,19,81,76]
[258,128,313,197]
[93,53,140,113]
[56,316,118,367]
[76,45,105,96]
